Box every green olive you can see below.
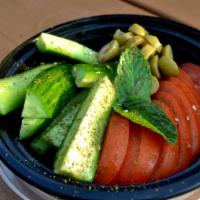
[158,56,179,76]
[162,44,173,58]
[98,40,120,63]
[113,30,133,45]
[113,29,124,37]
[128,23,147,37]
[145,35,162,53]
[151,76,160,95]
[123,35,145,48]
[149,55,161,79]
[141,44,156,59]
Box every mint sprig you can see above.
[113,48,177,144]
[115,48,152,106]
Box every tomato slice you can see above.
[159,81,198,160]
[149,100,179,181]
[181,63,200,86]
[166,77,200,159]
[167,73,200,107]
[178,69,200,101]
[154,90,191,173]
[110,122,141,185]
[94,114,129,185]
[111,119,162,185]
[128,127,163,184]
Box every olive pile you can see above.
[98,23,179,94]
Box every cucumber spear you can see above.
[21,64,76,118]
[54,76,115,182]
[36,33,99,64]
[0,63,57,115]
[72,63,113,88]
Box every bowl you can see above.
[0,14,200,200]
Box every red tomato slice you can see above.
[178,69,200,100]
[154,90,191,173]
[94,114,129,185]
[159,81,198,160]
[122,126,163,185]
[181,63,200,86]
[110,122,141,185]
[167,72,200,107]
[166,77,200,159]
[149,100,179,181]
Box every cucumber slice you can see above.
[42,90,88,148]
[31,136,51,155]
[54,76,115,182]
[73,64,112,88]
[19,118,49,140]
[0,63,57,115]
[22,64,76,118]
[36,33,98,64]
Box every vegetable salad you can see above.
[0,23,200,186]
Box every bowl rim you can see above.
[0,14,200,200]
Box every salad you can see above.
[0,23,199,186]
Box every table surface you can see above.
[0,0,199,199]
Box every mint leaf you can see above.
[114,103,177,144]
[114,48,178,144]
[115,48,152,106]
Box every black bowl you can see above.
[0,14,200,200]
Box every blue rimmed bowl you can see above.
[0,14,200,200]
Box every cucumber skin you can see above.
[54,76,115,182]
[42,90,88,148]
[22,64,76,118]
[31,136,51,155]
[73,64,112,88]
[0,63,56,115]
[36,33,98,64]
[19,118,50,140]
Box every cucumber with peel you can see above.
[54,76,115,182]
[42,90,88,148]
[0,63,57,115]
[72,63,113,88]
[19,118,49,140]
[36,33,98,64]
[22,64,76,118]
[31,136,51,155]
